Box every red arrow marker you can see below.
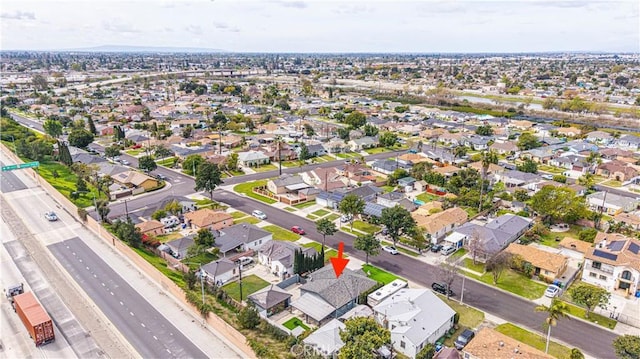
[330,242,349,278]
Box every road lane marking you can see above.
[110,292,114,296]
[153,336,158,341]
[141,323,145,328]
[120,301,123,306]
[130,311,134,316]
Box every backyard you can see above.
[221,274,270,302]
[538,224,584,248]
[352,220,381,234]
[495,323,571,359]
[233,180,277,204]
[282,317,310,331]
[362,264,404,285]
[263,225,301,242]
[416,192,440,203]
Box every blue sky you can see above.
[1,0,638,53]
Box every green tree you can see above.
[354,233,380,265]
[475,124,494,136]
[517,132,541,150]
[43,119,63,138]
[105,145,121,160]
[225,152,239,171]
[95,199,110,222]
[380,205,416,246]
[164,200,182,215]
[363,124,379,137]
[152,209,167,221]
[138,155,157,172]
[194,162,222,200]
[299,142,311,161]
[570,348,585,359]
[112,217,142,247]
[379,132,398,148]
[453,145,468,159]
[416,343,436,359]
[517,159,538,173]
[316,218,337,258]
[339,317,390,359]
[344,111,366,129]
[238,305,261,329]
[553,174,567,183]
[182,154,205,176]
[478,150,498,212]
[569,283,610,318]
[182,125,193,138]
[535,298,570,354]
[303,123,315,137]
[68,128,94,148]
[86,116,97,135]
[183,270,198,290]
[194,228,215,247]
[613,335,640,359]
[338,194,365,231]
[578,173,596,189]
[154,145,173,160]
[530,186,588,224]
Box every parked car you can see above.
[340,214,353,223]
[44,211,58,221]
[236,256,253,267]
[155,173,167,180]
[121,159,131,166]
[291,226,306,235]
[541,174,554,180]
[454,329,475,350]
[431,282,455,296]
[544,284,561,298]
[382,245,398,255]
[440,246,456,256]
[430,244,443,253]
[252,210,267,220]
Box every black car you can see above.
[430,244,443,253]
[431,282,455,297]
[454,329,475,350]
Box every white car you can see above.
[252,210,267,220]
[382,245,399,255]
[340,214,353,223]
[544,284,561,298]
[44,211,58,221]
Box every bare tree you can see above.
[468,229,485,265]
[438,262,458,300]
[486,252,512,285]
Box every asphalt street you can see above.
[212,190,619,359]
[48,237,207,359]
[0,161,28,193]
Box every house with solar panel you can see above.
[582,232,640,297]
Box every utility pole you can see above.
[124,199,130,220]
[238,261,243,302]
[200,264,205,306]
[460,274,466,305]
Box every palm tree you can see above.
[274,135,284,175]
[535,298,570,354]
[477,150,498,212]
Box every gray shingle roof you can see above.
[300,265,377,309]
[218,223,271,244]
[248,284,292,310]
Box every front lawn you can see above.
[311,209,329,217]
[444,299,484,329]
[448,248,467,261]
[463,258,486,273]
[416,192,439,203]
[263,225,301,241]
[221,274,270,302]
[562,301,617,329]
[156,157,177,167]
[495,323,571,359]
[474,269,547,299]
[362,264,404,285]
[352,220,381,234]
[230,211,248,219]
[364,147,391,154]
[282,317,310,331]
[234,217,261,225]
[125,148,145,156]
[233,180,277,204]
[155,232,182,243]
[293,201,316,209]
[326,213,340,222]
[184,252,219,270]
[251,164,278,173]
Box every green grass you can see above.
[495,323,571,359]
[230,211,248,219]
[194,198,215,206]
[233,180,277,204]
[362,264,404,285]
[302,242,338,262]
[235,216,261,225]
[125,148,145,156]
[263,225,301,241]
[155,232,182,243]
[448,248,467,261]
[326,213,340,222]
[251,163,278,173]
[293,201,316,209]
[352,220,381,234]
[156,157,177,167]
[306,214,318,220]
[281,160,304,167]
[317,155,335,162]
[131,247,185,287]
[221,274,270,302]
[37,161,106,208]
[538,165,565,174]
[463,258,486,273]
[472,269,547,299]
[444,299,484,329]
[284,207,297,212]
[380,240,420,257]
[539,224,584,247]
[416,192,439,203]
[282,317,310,331]
[341,226,363,236]
[381,185,395,193]
[336,152,359,158]
[184,252,219,270]
[311,209,330,217]
[561,301,617,329]
[364,147,391,154]
[601,179,623,187]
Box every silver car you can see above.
[44,211,58,221]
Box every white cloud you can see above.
[1,10,36,20]
[102,19,139,34]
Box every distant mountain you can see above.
[64,45,226,53]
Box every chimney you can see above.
[600,238,607,249]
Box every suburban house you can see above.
[582,232,640,296]
[248,284,292,318]
[447,214,532,261]
[596,162,639,182]
[613,213,640,231]
[616,134,640,151]
[303,319,346,358]
[135,220,165,236]
[377,191,406,208]
[164,235,195,259]
[489,141,518,154]
[586,192,640,215]
[183,209,233,231]
[373,288,455,359]
[585,130,614,145]
[291,266,377,326]
[238,150,270,167]
[505,243,568,281]
[463,327,554,359]
[111,170,159,191]
[258,240,317,278]
[267,174,309,195]
[348,136,378,151]
[305,143,328,157]
[214,223,272,256]
[199,258,237,286]
[371,159,411,175]
[498,170,542,189]
[412,207,469,243]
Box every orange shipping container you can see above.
[12,292,55,346]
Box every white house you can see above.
[303,319,346,358]
[199,258,237,286]
[586,191,640,215]
[373,288,455,359]
[258,240,317,278]
[582,232,640,296]
[238,150,270,167]
[214,223,272,255]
